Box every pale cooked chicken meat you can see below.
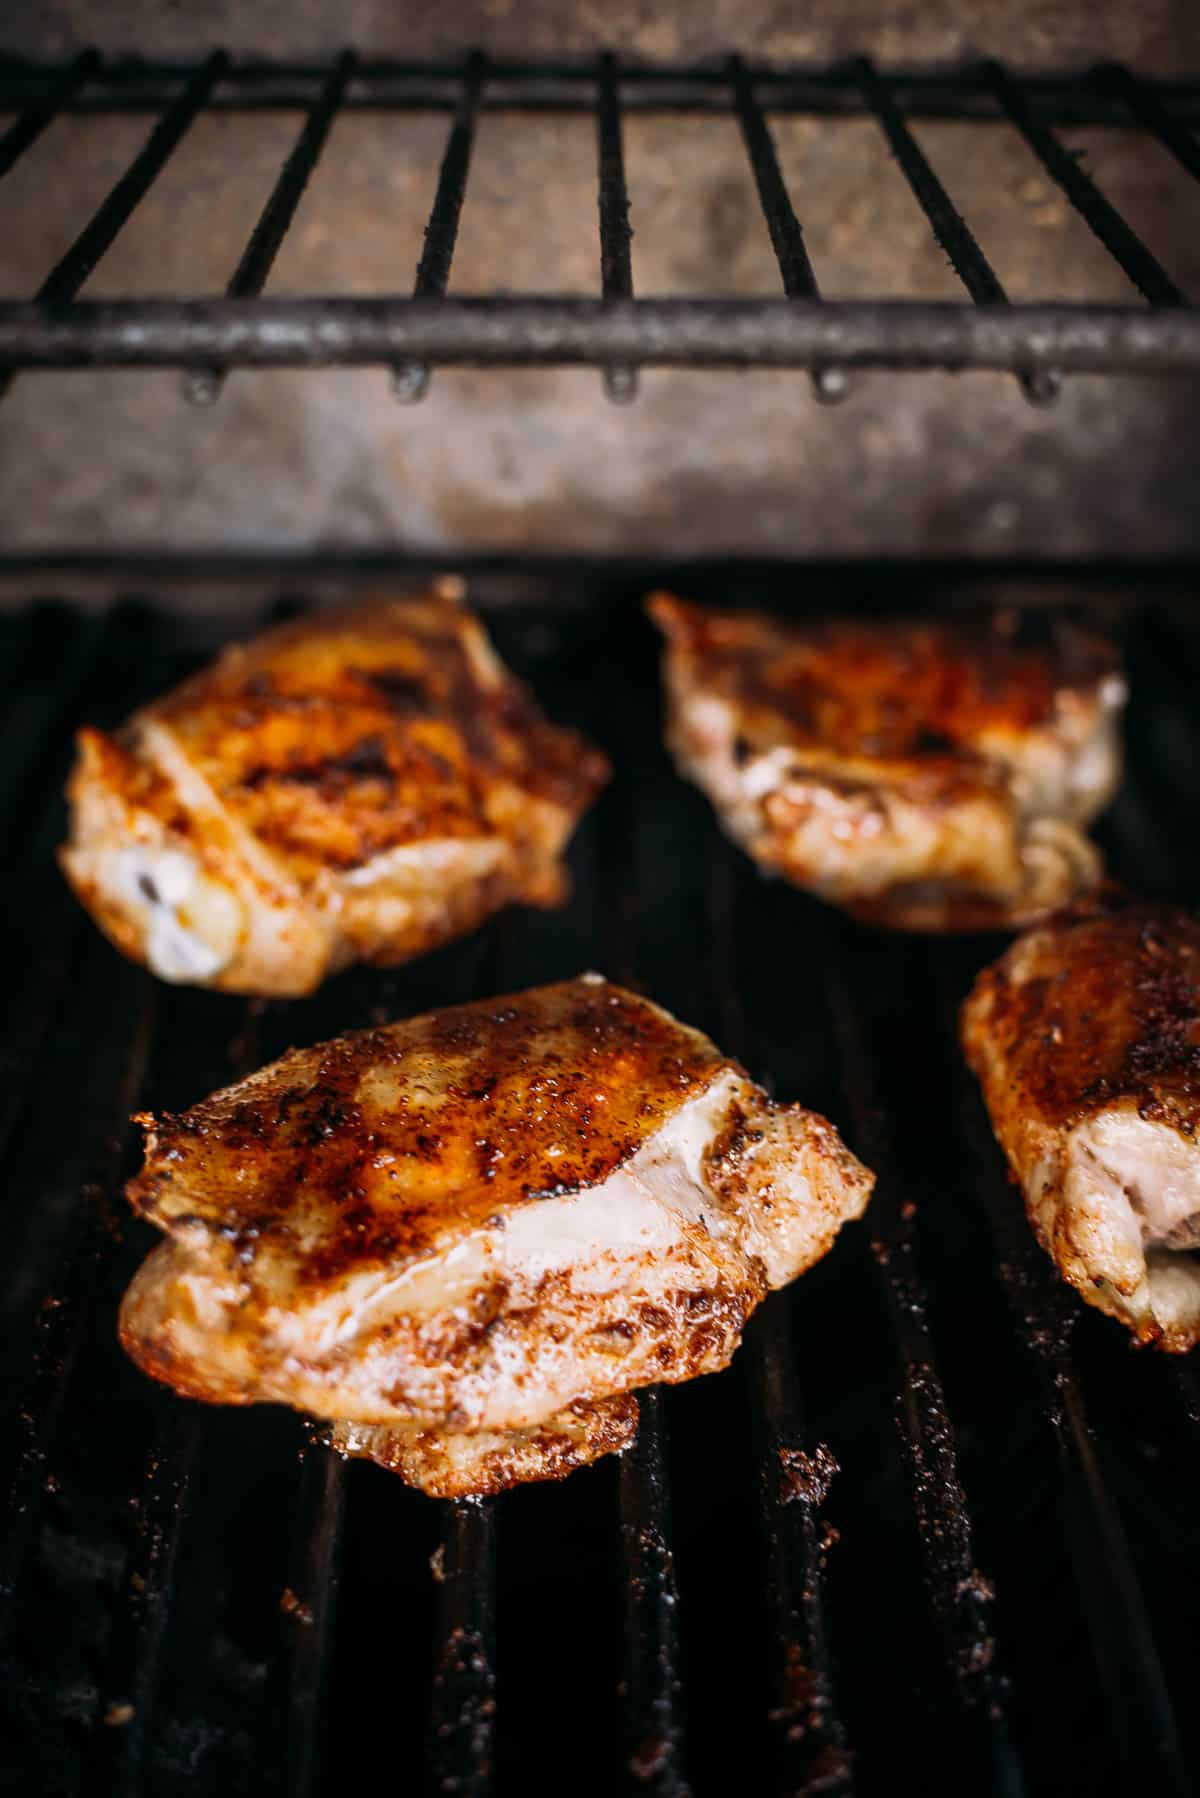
[962,894,1200,1351]
[61,587,608,996]
[119,975,874,1494]
[649,594,1125,932]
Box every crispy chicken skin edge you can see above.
[961,901,1200,1353]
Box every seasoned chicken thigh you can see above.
[61,588,608,995]
[119,976,873,1493]
[649,595,1124,932]
[962,895,1200,1351]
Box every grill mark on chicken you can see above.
[649,594,1125,934]
[118,977,874,1491]
[962,894,1200,1350]
[60,593,609,994]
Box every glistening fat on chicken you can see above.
[649,594,1125,933]
[60,585,609,996]
[118,976,875,1496]
[962,893,1200,1351]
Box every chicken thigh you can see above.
[962,893,1200,1350]
[119,975,874,1493]
[62,588,608,995]
[649,595,1124,932]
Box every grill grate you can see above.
[0,54,1199,385]
[1,578,1199,1796]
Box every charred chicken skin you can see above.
[962,894,1200,1351]
[61,589,609,996]
[649,595,1125,932]
[119,975,874,1495]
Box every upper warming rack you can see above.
[0,51,1199,403]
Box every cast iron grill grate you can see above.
[0,53,1199,389]
[1,579,1198,1797]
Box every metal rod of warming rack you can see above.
[983,61,1188,305]
[394,51,486,403]
[855,55,1059,404]
[0,51,227,400]
[729,53,848,403]
[0,49,100,181]
[4,58,1200,126]
[1093,63,1200,183]
[595,52,638,403]
[7,296,1200,371]
[184,50,356,404]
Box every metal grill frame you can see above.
[1,52,1199,393]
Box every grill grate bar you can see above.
[595,53,638,403]
[0,986,157,1654]
[729,56,848,403]
[617,1388,689,1797]
[983,61,1187,306]
[597,696,691,1794]
[823,933,1023,1792]
[749,1305,852,1796]
[1174,1360,1200,1429]
[185,50,355,405]
[706,840,850,1793]
[97,1405,204,1797]
[0,608,121,1168]
[0,49,100,181]
[428,1498,498,1797]
[280,1444,347,1798]
[394,51,486,403]
[855,57,1059,404]
[1095,63,1200,183]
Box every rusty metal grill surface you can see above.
[1,54,1200,388]
[2,581,1199,1797]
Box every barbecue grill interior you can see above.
[3,19,1200,1798]
[3,580,1199,1798]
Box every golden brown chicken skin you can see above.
[331,1395,639,1498]
[962,893,1200,1350]
[119,976,874,1493]
[61,588,609,996]
[649,595,1125,932]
